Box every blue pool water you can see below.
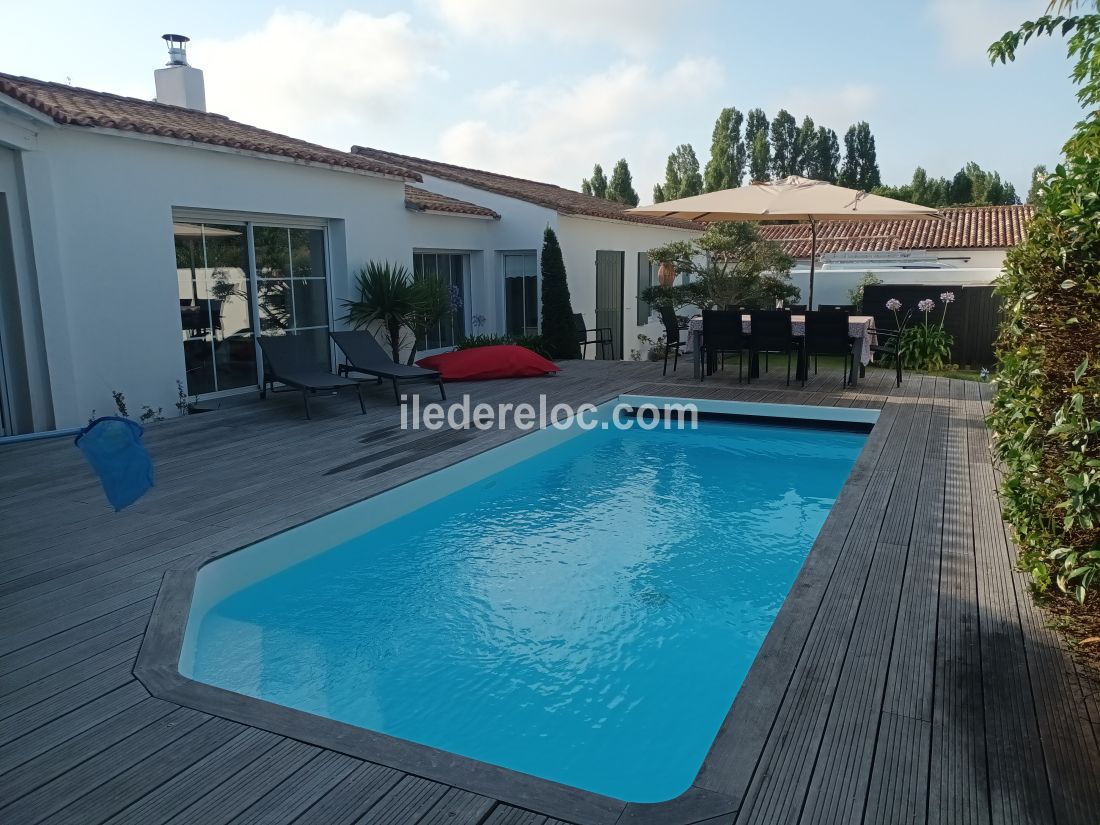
[189,420,865,802]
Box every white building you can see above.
[757,204,1033,307]
[0,43,699,435]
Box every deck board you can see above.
[2,360,1098,825]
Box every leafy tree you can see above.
[839,125,860,187]
[794,116,816,176]
[655,144,703,201]
[1027,164,1048,203]
[987,0,1100,600]
[745,108,770,181]
[539,227,580,359]
[643,222,798,311]
[769,109,799,178]
[949,168,973,203]
[839,122,880,189]
[607,159,640,206]
[703,107,746,191]
[854,122,881,188]
[807,126,840,182]
[749,130,770,183]
[581,163,608,198]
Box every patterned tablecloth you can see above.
[686,314,877,365]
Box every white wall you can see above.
[9,119,412,428]
[790,249,1007,310]
[2,114,704,431]
[557,215,701,360]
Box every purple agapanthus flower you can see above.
[886,298,902,311]
[939,291,956,304]
[918,299,935,313]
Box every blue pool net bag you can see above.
[75,416,155,511]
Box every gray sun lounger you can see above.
[258,334,366,420]
[330,330,446,404]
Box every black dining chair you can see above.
[747,310,797,385]
[574,313,614,360]
[658,306,685,376]
[700,309,746,382]
[802,311,853,387]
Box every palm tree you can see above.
[341,262,416,362]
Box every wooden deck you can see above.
[1,359,1098,824]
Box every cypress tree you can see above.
[540,227,580,359]
[607,159,640,206]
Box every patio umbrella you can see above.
[627,176,940,309]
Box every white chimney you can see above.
[154,34,206,112]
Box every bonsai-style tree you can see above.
[642,222,798,311]
[540,227,580,359]
[988,1,1100,600]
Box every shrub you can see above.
[898,293,955,371]
[456,333,551,359]
[540,227,581,359]
[848,271,882,312]
[989,4,1100,600]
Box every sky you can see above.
[1,0,1083,199]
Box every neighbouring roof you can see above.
[0,72,418,181]
[758,204,1034,257]
[353,145,702,231]
[404,185,500,219]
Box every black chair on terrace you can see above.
[574,313,614,360]
[867,306,908,388]
[659,306,685,376]
[331,330,445,405]
[258,334,365,420]
[802,311,853,387]
[747,310,798,385]
[700,309,746,382]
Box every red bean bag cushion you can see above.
[417,345,560,381]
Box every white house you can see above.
[757,204,1033,307]
[0,41,699,436]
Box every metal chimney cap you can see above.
[161,34,191,66]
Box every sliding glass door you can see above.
[253,226,330,366]
[413,252,468,351]
[503,251,538,337]
[175,220,330,398]
[175,222,254,397]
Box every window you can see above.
[253,226,330,366]
[175,219,330,398]
[413,252,468,350]
[637,253,658,325]
[503,251,538,337]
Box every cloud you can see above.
[436,57,723,191]
[775,83,881,130]
[190,10,447,148]
[425,0,698,51]
[927,0,1038,63]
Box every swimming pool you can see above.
[179,402,868,803]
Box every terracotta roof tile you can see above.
[404,185,500,219]
[757,204,1034,257]
[0,73,418,181]
[354,145,702,231]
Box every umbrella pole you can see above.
[808,217,818,310]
